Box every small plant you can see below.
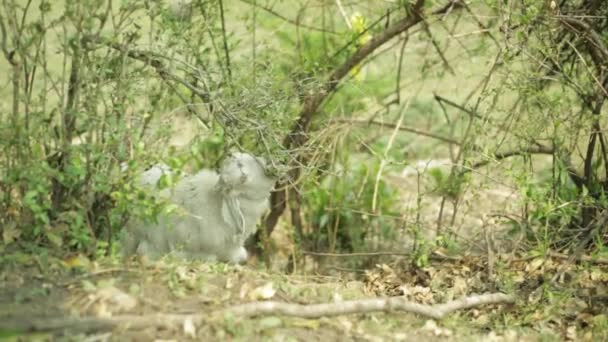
[306,156,400,253]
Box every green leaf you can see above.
[46,232,63,248]
[258,316,283,330]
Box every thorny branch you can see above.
[80,35,215,127]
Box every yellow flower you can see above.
[349,12,372,80]
[350,12,371,45]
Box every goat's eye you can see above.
[264,166,279,178]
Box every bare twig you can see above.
[433,94,486,121]
[0,11,10,59]
[436,52,503,233]
[238,0,339,34]
[250,0,257,83]
[467,145,555,171]
[459,0,499,47]
[335,0,352,29]
[336,118,460,146]
[0,314,195,334]
[224,293,514,319]
[218,0,232,83]
[372,102,407,212]
[559,17,608,63]
[89,39,211,103]
[512,250,608,265]
[548,251,608,265]
[302,250,461,261]
[421,19,456,75]
[394,33,409,104]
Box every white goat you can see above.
[138,163,173,188]
[120,153,276,263]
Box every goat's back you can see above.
[158,169,230,251]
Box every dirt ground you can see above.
[3,240,607,341]
[0,254,513,341]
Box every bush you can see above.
[0,0,290,256]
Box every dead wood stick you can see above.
[0,293,514,334]
[224,293,514,320]
[548,251,608,265]
[302,250,461,261]
[0,314,202,334]
[511,251,608,265]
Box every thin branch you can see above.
[0,10,10,60]
[79,36,215,133]
[433,94,486,121]
[559,17,608,61]
[459,0,499,47]
[18,0,34,39]
[467,145,555,171]
[372,103,406,212]
[217,0,231,83]
[336,118,461,146]
[335,0,351,29]
[238,0,338,34]
[97,41,211,102]
[433,0,465,16]
[564,40,608,98]
[421,19,456,75]
[329,9,394,62]
[394,33,409,104]
[251,0,256,83]
[340,112,556,176]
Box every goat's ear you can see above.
[224,147,241,160]
[221,196,245,235]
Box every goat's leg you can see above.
[119,229,138,259]
[136,240,163,260]
[222,246,248,264]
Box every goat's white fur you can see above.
[138,163,173,188]
[120,153,276,263]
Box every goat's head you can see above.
[217,152,277,198]
[216,152,278,237]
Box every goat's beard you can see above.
[216,176,247,237]
[221,195,246,239]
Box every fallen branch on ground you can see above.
[224,293,514,319]
[0,293,515,334]
[302,250,461,261]
[514,251,608,265]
